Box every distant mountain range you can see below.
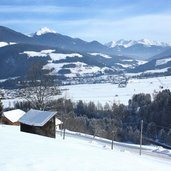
[0,26,139,79]
[106,39,170,48]
[105,39,171,60]
[0,26,171,80]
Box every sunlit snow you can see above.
[3,109,25,123]
[156,57,171,66]
[20,50,82,61]
[36,27,56,36]
[49,53,82,61]
[0,125,170,171]
[62,76,171,105]
[0,42,16,48]
[89,53,112,59]
[106,39,171,48]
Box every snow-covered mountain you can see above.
[0,26,111,54]
[105,39,170,60]
[0,26,146,80]
[1,25,171,80]
[35,27,57,36]
[0,42,142,79]
[0,25,170,60]
[106,39,171,48]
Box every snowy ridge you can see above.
[0,42,8,47]
[35,27,57,36]
[155,57,171,66]
[0,42,16,48]
[135,60,148,65]
[50,53,82,61]
[143,68,169,74]
[121,59,147,65]
[20,50,82,60]
[89,53,112,59]
[106,39,171,48]
[116,63,133,68]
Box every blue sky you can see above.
[0,0,171,43]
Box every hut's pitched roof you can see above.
[3,109,25,123]
[19,109,56,126]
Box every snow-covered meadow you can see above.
[1,76,171,108]
[0,125,171,171]
[62,76,171,105]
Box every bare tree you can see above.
[0,90,3,122]
[19,62,60,110]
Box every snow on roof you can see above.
[19,109,57,126]
[3,109,25,123]
[56,118,63,125]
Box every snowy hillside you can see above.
[0,42,16,48]
[20,50,83,60]
[0,125,171,171]
[155,57,171,66]
[16,49,141,78]
[0,39,144,79]
[130,55,171,74]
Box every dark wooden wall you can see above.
[1,117,20,126]
[20,117,56,138]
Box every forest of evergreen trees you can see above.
[14,89,171,145]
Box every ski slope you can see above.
[0,125,171,171]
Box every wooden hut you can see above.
[19,109,57,138]
[2,109,25,126]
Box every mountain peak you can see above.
[35,27,57,36]
[105,39,135,48]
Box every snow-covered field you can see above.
[62,76,171,105]
[0,125,171,171]
[20,50,82,60]
[1,76,171,108]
